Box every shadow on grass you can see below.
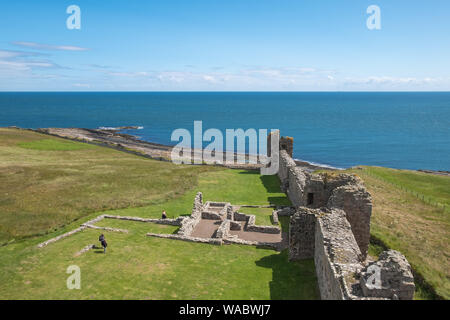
[267,196,290,206]
[255,250,319,300]
[238,171,283,193]
[260,175,284,193]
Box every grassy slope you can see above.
[0,128,316,299]
[347,167,449,299]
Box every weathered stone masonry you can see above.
[273,136,415,300]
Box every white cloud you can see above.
[12,41,89,51]
[107,71,149,77]
[343,76,440,85]
[73,83,91,88]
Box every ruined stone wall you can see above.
[313,209,363,300]
[286,167,307,207]
[278,145,372,259]
[178,192,203,236]
[288,208,319,260]
[328,184,372,259]
[278,136,414,300]
[278,150,297,192]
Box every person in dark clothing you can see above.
[99,234,107,253]
[161,210,167,219]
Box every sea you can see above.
[0,92,449,171]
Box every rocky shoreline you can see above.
[30,127,265,170]
[8,126,449,176]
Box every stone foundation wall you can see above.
[201,211,222,220]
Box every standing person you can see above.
[161,210,167,219]
[99,234,107,253]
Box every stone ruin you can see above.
[148,192,287,249]
[37,191,286,251]
[269,134,415,300]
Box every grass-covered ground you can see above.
[0,128,289,244]
[0,128,316,300]
[342,167,449,300]
[2,128,447,300]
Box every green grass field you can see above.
[1,128,448,300]
[0,128,316,300]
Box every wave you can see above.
[293,158,345,170]
[98,126,144,130]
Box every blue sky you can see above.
[1,0,449,91]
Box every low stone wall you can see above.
[223,236,280,250]
[37,226,87,248]
[271,210,279,225]
[84,224,129,233]
[229,211,282,234]
[201,211,223,220]
[233,211,249,222]
[229,221,242,231]
[178,192,203,236]
[74,244,95,257]
[227,205,234,220]
[246,224,280,234]
[274,207,296,217]
[38,212,184,248]
[146,232,223,245]
[215,220,230,239]
[103,214,182,226]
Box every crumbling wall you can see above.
[278,144,373,259]
[279,136,294,157]
[289,208,319,260]
[277,136,414,300]
[328,184,372,259]
[314,208,364,300]
[278,150,297,192]
[286,167,307,206]
[178,192,203,236]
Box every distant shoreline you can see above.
[5,126,450,176]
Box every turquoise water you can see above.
[0,92,449,171]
